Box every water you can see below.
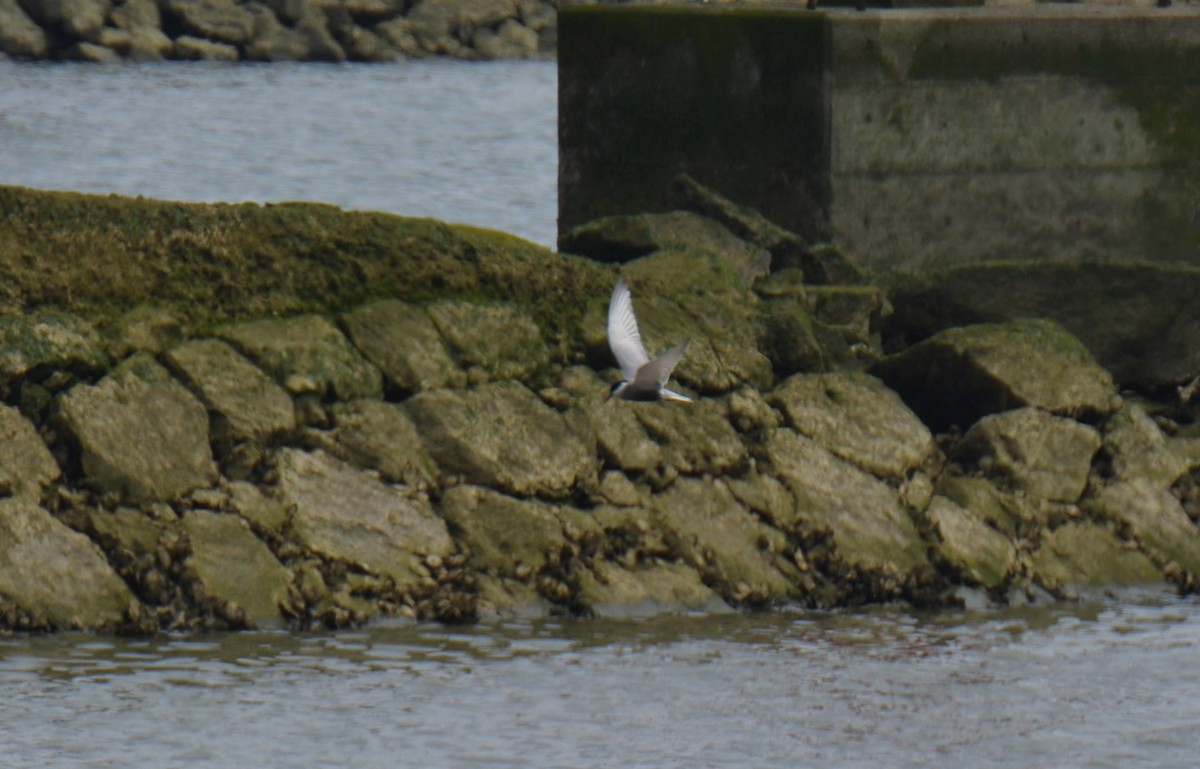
[3,60,1200,767]
[1,595,1198,768]
[0,60,558,247]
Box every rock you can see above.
[406,0,517,52]
[768,371,934,481]
[935,474,1039,538]
[181,510,291,628]
[111,0,160,30]
[276,448,453,583]
[765,428,929,581]
[227,479,289,536]
[473,19,537,60]
[924,495,1016,590]
[654,477,798,605]
[17,0,110,41]
[473,573,552,619]
[65,40,123,62]
[1103,402,1198,489]
[560,210,772,286]
[633,398,747,477]
[876,319,1119,431]
[325,6,398,61]
[0,498,134,630]
[161,0,258,46]
[56,354,217,504]
[575,560,725,616]
[1029,522,1163,592]
[518,0,555,32]
[885,260,1200,389]
[171,33,239,60]
[425,301,549,384]
[0,312,107,391]
[104,305,184,359]
[244,2,346,62]
[373,16,421,55]
[405,381,595,498]
[437,485,566,580]
[593,470,643,507]
[0,0,50,57]
[726,470,797,529]
[341,299,463,393]
[164,338,297,445]
[0,403,59,501]
[953,407,1101,504]
[726,386,782,434]
[310,399,439,488]
[566,370,664,474]
[218,314,383,401]
[1090,478,1200,587]
[755,294,830,377]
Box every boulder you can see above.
[307,399,439,488]
[66,40,123,62]
[935,474,1040,538]
[1090,478,1200,588]
[437,485,566,580]
[404,381,595,498]
[768,371,934,481]
[1029,522,1163,593]
[164,338,296,445]
[575,560,725,616]
[406,0,517,51]
[171,33,239,60]
[373,17,421,55]
[0,403,59,501]
[0,0,50,57]
[517,0,555,33]
[181,510,291,628]
[765,428,930,585]
[653,477,799,605]
[341,299,463,393]
[876,319,1119,431]
[633,398,747,477]
[424,300,549,384]
[56,355,217,504]
[1103,402,1199,489]
[275,448,453,583]
[0,312,108,390]
[564,369,664,475]
[473,18,536,60]
[325,6,397,61]
[218,314,383,401]
[17,0,110,41]
[161,0,258,46]
[104,305,184,359]
[953,407,1101,504]
[0,498,135,630]
[924,495,1016,590]
[244,3,348,61]
[109,0,172,59]
[227,479,289,537]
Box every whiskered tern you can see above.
[605,275,692,402]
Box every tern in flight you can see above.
[605,275,692,402]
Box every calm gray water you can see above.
[0,60,558,247]
[2,60,1200,768]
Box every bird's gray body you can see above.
[606,276,692,402]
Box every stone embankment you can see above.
[2,180,1199,633]
[0,0,557,62]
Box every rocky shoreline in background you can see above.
[2,180,1200,634]
[0,0,557,63]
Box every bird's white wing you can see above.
[633,339,690,389]
[607,276,650,380]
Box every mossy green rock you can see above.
[218,314,382,400]
[405,381,596,499]
[953,407,1101,504]
[57,354,217,504]
[309,399,439,488]
[164,338,296,444]
[1029,522,1163,592]
[768,371,934,481]
[226,479,289,537]
[0,498,135,630]
[0,311,107,388]
[575,560,725,616]
[633,397,747,477]
[181,510,291,628]
[437,485,567,580]
[565,369,664,474]
[935,474,1040,538]
[1090,479,1200,585]
[340,299,463,393]
[425,301,551,384]
[876,318,1119,431]
[1103,402,1198,489]
[765,428,928,577]
[276,448,453,583]
[925,495,1016,590]
[0,403,59,501]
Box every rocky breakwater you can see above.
[0,0,556,62]
[2,180,1199,633]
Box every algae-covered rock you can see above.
[405,381,596,498]
[275,448,453,583]
[1090,478,1200,586]
[935,474,1040,537]
[1029,522,1163,591]
[0,0,50,58]
[765,429,929,579]
[340,299,463,393]
[437,485,567,580]
[876,318,1119,431]
[634,398,746,477]
[0,312,107,389]
[564,369,664,474]
[0,403,59,501]
[181,510,291,628]
[0,498,134,630]
[653,477,798,605]
[218,314,383,401]
[226,479,288,537]
[953,407,1101,504]
[1103,402,1198,489]
[57,354,217,504]
[164,338,296,444]
[575,560,725,617]
[768,371,934,481]
[924,495,1015,590]
[305,399,439,489]
[425,301,550,383]
[104,305,184,359]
